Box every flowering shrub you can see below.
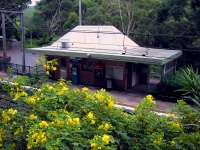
[0,79,200,149]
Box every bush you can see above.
[175,66,200,103]
[36,34,58,47]
[157,73,182,101]
[0,79,200,149]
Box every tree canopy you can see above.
[0,0,31,9]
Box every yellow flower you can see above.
[14,126,23,135]
[73,118,80,125]
[91,120,95,124]
[98,123,110,131]
[62,87,68,91]
[153,138,162,144]
[13,93,20,101]
[21,91,28,97]
[46,65,50,69]
[31,132,38,139]
[29,131,47,145]
[96,94,104,101]
[58,87,69,95]
[146,94,156,104]
[167,113,175,118]
[170,120,182,128]
[27,144,32,150]
[12,121,17,125]
[66,117,80,126]
[29,114,37,120]
[107,99,114,108]
[171,140,176,145]
[48,86,53,90]
[36,59,40,63]
[10,91,14,97]
[2,111,10,122]
[91,143,97,150]
[27,97,36,103]
[46,71,49,75]
[66,116,73,125]
[39,121,49,128]
[82,87,89,93]
[0,128,5,136]
[52,67,56,71]
[14,82,18,86]
[87,112,94,119]
[8,108,18,115]
[55,120,64,127]
[102,134,110,144]
[100,89,105,92]
[38,132,47,143]
[146,94,153,100]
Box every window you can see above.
[61,58,66,67]
[82,59,93,71]
[106,66,114,79]
[106,65,123,80]
[114,67,123,80]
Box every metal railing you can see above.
[0,61,36,76]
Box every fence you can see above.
[0,61,36,76]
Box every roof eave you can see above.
[26,48,176,65]
[161,51,182,65]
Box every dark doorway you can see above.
[138,64,149,84]
[126,62,132,88]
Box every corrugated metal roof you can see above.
[51,25,139,51]
[26,25,182,65]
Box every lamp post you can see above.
[1,12,6,57]
[79,0,82,25]
[20,12,25,72]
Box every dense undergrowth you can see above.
[0,78,200,150]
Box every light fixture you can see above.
[122,47,127,55]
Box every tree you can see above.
[0,0,31,9]
[156,0,200,47]
[117,0,162,36]
[34,0,63,35]
[63,12,79,31]
[0,0,31,40]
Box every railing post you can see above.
[16,64,18,74]
[29,66,30,76]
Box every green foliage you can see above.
[23,6,35,28]
[6,67,14,81]
[150,65,161,78]
[192,39,200,48]
[63,12,79,31]
[24,38,38,48]
[173,100,200,132]
[176,66,200,102]
[0,0,31,9]
[12,55,58,88]
[36,34,58,46]
[0,79,200,149]
[157,73,182,101]
[13,75,30,86]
